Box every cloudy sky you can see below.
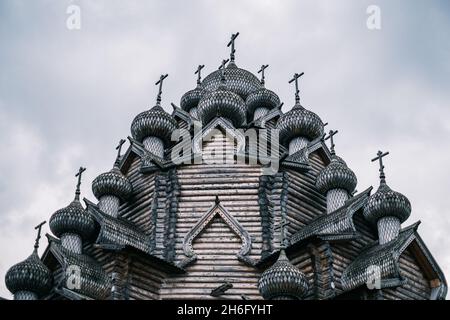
[0,0,449,299]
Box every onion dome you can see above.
[50,167,96,241]
[180,65,205,114]
[246,89,280,119]
[363,150,412,225]
[197,60,247,127]
[130,105,178,146]
[277,73,324,146]
[201,62,262,100]
[277,103,324,146]
[316,155,357,194]
[131,74,178,145]
[92,140,133,201]
[246,65,280,119]
[258,250,309,300]
[180,87,204,114]
[316,131,357,194]
[5,222,52,298]
[363,183,411,225]
[5,251,52,297]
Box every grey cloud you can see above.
[1,0,449,298]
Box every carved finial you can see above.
[288,72,304,105]
[218,59,230,84]
[215,195,220,205]
[371,150,389,184]
[34,221,46,251]
[258,64,269,86]
[227,32,240,63]
[114,139,126,167]
[155,74,168,107]
[325,130,338,155]
[195,65,205,85]
[74,166,86,201]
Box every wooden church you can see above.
[4,34,447,300]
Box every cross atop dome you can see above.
[155,74,168,107]
[34,221,46,251]
[227,32,240,63]
[325,129,338,155]
[114,138,126,166]
[195,65,205,85]
[219,58,229,83]
[289,72,304,104]
[258,64,269,86]
[371,150,389,184]
[74,166,86,200]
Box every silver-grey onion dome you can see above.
[316,155,357,194]
[246,88,280,119]
[363,183,411,225]
[180,85,204,114]
[197,86,247,127]
[49,199,96,241]
[276,104,324,147]
[201,62,262,100]
[5,250,52,297]
[92,167,133,201]
[130,105,178,146]
[258,250,309,300]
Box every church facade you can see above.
[4,34,447,300]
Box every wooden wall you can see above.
[160,130,263,299]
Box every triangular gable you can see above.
[44,234,112,300]
[290,187,373,245]
[84,198,153,254]
[281,135,332,172]
[192,117,245,160]
[171,103,195,128]
[179,197,254,268]
[341,221,447,299]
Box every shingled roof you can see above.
[290,187,372,245]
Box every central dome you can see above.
[201,62,262,100]
[197,86,247,127]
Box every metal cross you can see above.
[371,150,389,183]
[75,166,86,200]
[227,32,240,62]
[114,138,126,166]
[219,59,229,83]
[155,74,168,106]
[34,221,46,250]
[325,129,338,154]
[289,72,304,104]
[195,65,205,85]
[258,64,269,85]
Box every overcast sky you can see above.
[1,0,449,299]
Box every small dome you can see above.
[180,86,204,114]
[246,88,280,119]
[197,86,247,127]
[130,105,178,146]
[276,104,324,147]
[363,183,411,225]
[201,62,262,100]
[49,200,96,241]
[92,167,133,201]
[316,155,357,194]
[258,250,308,300]
[5,251,52,297]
